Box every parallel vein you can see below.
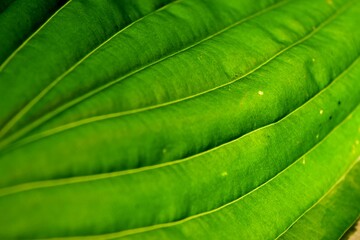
[0,0,289,145]
[45,106,359,239]
[275,157,360,239]
[0,0,181,138]
[0,0,352,151]
[1,54,358,199]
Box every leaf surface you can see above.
[0,0,359,239]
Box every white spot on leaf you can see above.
[320,109,324,115]
[221,171,228,177]
[258,90,264,96]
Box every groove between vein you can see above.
[0,0,73,71]
[1,55,358,198]
[0,0,182,138]
[46,106,360,239]
[0,0,290,146]
[0,1,358,239]
[274,156,360,239]
[0,0,353,151]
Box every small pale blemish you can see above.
[258,90,264,96]
[221,171,228,177]
[312,58,316,62]
[320,109,324,115]
[302,158,306,165]
[326,0,334,5]
[316,134,319,139]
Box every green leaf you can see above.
[0,0,68,63]
[110,106,360,240]
[0,0,359,239]
[278,159,360,239]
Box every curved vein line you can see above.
[0,0,181,138]
[275,157,360,239]
[44,106,359,240]
[0,0,72,71]
[0,0,289,145]
[338,214,360,240]
[91,110,360,239]
[1,55,358,198]
[0,0,352,151]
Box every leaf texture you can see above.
[0,0,359,239]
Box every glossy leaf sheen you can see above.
[0,0,359,239]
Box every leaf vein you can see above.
[1,55,358,198]
[274,157,360,239]
[0,0,181,138]
[0,0,353,150]
[0,0,289,144]
[41,106,359,240]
